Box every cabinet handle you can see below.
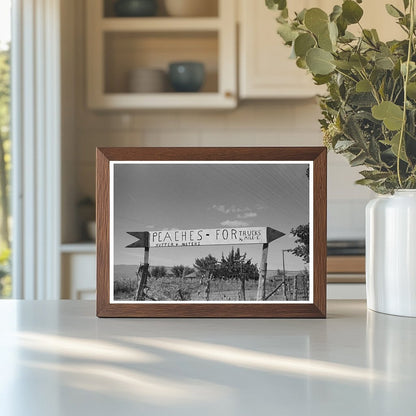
[225,91,234,99]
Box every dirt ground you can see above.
[114,265,309,302]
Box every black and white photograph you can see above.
[110,162,312,303]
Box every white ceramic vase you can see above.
[366,190,416,317]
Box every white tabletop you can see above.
[0,300,415,416]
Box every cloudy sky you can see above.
[113,162,310,271]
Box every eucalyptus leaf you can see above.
[306,48,335,75]
[372,101,404,131]
[385,4,403,17]
[363,29,376,46]
[329,21,338,44]
[313,74,332,85]
[276,14,288,24]
[336,15,348,36]
[350,152,368,166]
[355,178,377,186]
[296,8,307,23]
[334,139,355,151]
[369,136,382,163]
[277,23,298,43]
[356,79,372,93]
[304,8,329,35]
[270,0,415,193]
[342,0,364,24]
[407,82,416,99]
[375,55,395,70]
[339,31,356,43]
[330,5,342,22]
[401,61,416,76]
[371,29,380,43]
[333,60,353,70]
[350,54,368,70]
[348,92,377,107]
[384,132,409,162]
[266,0,287,11]
[318,27,334,52]
[360,170,391,181]
[344,115,367,147]
[294,33,316,58]
[296,57,308,69]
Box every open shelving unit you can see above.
[86,0,237,109]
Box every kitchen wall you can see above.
[62,0,374,243]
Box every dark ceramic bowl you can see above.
[114,0,157,17]
[168,62,205,93]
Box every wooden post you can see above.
[256,243,269,301]
[282,249,288,301]
[294,275,298,301]
[205,272,211,301]
[135,246,150,301]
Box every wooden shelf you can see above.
[89,92,235,110]
[327,256,365,274]
[101,17,221,32]
[86,0,237,110]
[61,243,96,254]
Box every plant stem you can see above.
[359,69,381,104]
[397,0,415,188]
[334,68,358,84]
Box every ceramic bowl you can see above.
[128,68,167,93]
[168,62,205,92]
[114,0,158,17]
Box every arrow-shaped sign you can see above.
[266,227,285,244]
[126,227,284,248]
[126,231,149,248]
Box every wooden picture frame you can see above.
[96,147,327,318]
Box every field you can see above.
[114,265,309,302]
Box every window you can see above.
[0,0,11,298]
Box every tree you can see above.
[171,265,194,278]
[218,248,259,301]
[194,254,219,301]
[218,248,259,280]
[290,224,309,264]
[151,266,167,278]
[194,254,218,278]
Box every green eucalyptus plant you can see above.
[267,0,416,193]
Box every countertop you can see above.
[0,300,415,415]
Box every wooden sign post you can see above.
[126,226,285,301]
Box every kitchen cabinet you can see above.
[239,0,325,99]
[61,245,96,300]
[238,0,404,99]
[86,0,237,109]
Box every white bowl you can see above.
[128,68,167,93]
[164,0,218,17]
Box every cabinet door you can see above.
[239,0,326,99]
[62,253,96,300]
[238,0,404,99]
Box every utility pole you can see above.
[282,249,291,301]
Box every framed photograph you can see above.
[96,147,327,318]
